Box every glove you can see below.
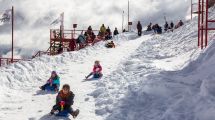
[60,101,65,106]
[60,101,65,111]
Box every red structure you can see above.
[33,24,104,57]
[198,0,215,49]
[0,58,30,67]
[48,29,102,55]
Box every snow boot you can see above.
[71,109,79,118]
[50,110,55,115]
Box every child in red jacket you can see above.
[85,60,103,79]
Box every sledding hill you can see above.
[0,33,152,120]
[91,7,215,120]
[1,6,215,120]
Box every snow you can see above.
[92,8,215,120]
[0,33,152,120]
[1,6,215,120]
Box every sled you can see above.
[45,85,59,92]
[55,110,69,117]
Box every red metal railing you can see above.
[198,0,215,49]
[0,57,30,67]
[1,29,107,67]
[33,47,50,58]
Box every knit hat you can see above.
[51,71,57,75]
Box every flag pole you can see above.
[128,0,130,32]
[12,6,14,63]
[122,10,124,32]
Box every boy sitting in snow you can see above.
[50,84,79,118]
[85,60,103,79]
[40,71,60,91]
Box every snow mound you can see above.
[92,9,215,120]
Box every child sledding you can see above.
[85,60,103,80]
[50,84,79,118]
[105,41,115,48]
[40,71,60,92]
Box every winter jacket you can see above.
[137,23,142,31]
[114,30,119,35]
[179,21,184,26]
[170,22,174,28]
[100,26,106,33]
[56,90,74,107]
[52,76,60,85]
[77,34,86,43]
[93,65,102,73]
[47,76,60,85]
[106,28,111,35]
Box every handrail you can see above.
[0,57,31,67]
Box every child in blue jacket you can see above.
[40,71,60,91]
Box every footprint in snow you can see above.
[85,98,90,101]
[28,117,36,120]
[38,110,43,112]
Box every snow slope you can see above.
[0,33,151,120]
[1,6,215,120]
[91,8,215,120]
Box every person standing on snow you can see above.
[105,26,112,40]
[164,22,169,32]
[146,23,152,31]
[113,27,119,36]
[99,24,106,36]
[170,21,174,29]
[137,21,142,36]
[85,60,103,79]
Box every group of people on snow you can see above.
[54,19,185,55]
[145,20,184,34]
[99,24,119,40]
[40,60,103,118]
[53,24,119,54]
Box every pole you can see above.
[205,0,208,47]
[50,29,52,55]
[191,0,193,20]
[122,10,124,32]
[201,0,204,49]
[164,13,167,22]
[61,12,64,39]
[128,0,129,31]
[12,6,14,63]
[198,0,201,47]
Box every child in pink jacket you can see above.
[85,60,103,79]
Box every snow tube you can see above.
[56,110,69,117]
